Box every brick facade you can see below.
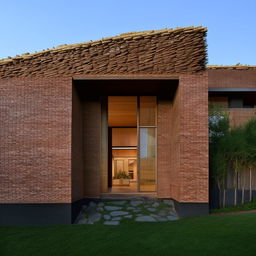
[157,96,172,198]
[208,69,256,88]
[0,77,72,203]
[156,73,209,203]
[208,68,256,127]
[83,97,102,198]
[179,73,209,203]
[71,86,84,202]
[228,109,256,127]
[0,75,210,206]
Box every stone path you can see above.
[76,198,178,225]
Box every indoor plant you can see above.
[113,171,131,186]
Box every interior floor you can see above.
[110,182,137,193]
[109,184,156,193]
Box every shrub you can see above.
[114,171,130,179]
[209,103,256,191]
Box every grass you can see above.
[1,213,256,256]
[211,200,256,214]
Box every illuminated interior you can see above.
[108,96,157,193]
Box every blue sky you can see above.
[0,0,255,65]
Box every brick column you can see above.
[178,72,209,203]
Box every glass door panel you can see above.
[139,128,156,191]
[128,159,137,180]
[107,96,157,193]
[139,96,157,126]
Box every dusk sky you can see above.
[0,0,255,65]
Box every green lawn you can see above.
[1,213,256,256]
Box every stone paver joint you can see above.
[75,198,178,225]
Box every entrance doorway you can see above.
[111,127,138,192]
[108,96,157,193]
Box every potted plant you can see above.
[113,171,131,186]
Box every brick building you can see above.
[0,26,255,225]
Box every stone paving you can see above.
[76,198,178,225]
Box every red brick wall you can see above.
[169,87,181,200]
[0,75,209,204]
[157,96,172,198]
[0,77,72,203]
[208,69,256,88]
[71,86,84,202]
[157,73,209,203]
[228,109,256,127]
[208,69,256,128]
[178,73,209,203]
[83,98,101,198]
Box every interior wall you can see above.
[112,128,137,146]
[112,149,137,157]
[71,86,84,202]
[108,96,137,126]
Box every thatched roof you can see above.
[207,65,256,70]
[0,26,207,78]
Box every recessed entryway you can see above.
[72,78,178,199]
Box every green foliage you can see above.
[244,118,256,167]
[209,102,230,144]
[209,103,230,189]
[209,103,256,189]
[114,171,130,179]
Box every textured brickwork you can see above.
[208,68,256,128]
[0,27,207,78]
[156,74,209,203]
[0,77,72,203]
[71,86,84,202]
[178,73,209,203]
[208,69,256,88]
[170,87,181,201]
[83,98,101,198]
[229,109,256,127]
[157,96,172,198]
